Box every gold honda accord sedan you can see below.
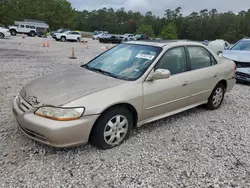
[12,40,236,149]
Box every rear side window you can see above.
[187,46,217,70]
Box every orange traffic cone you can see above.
[42,41,46,47]
[69,47,77,59]
[46,41,50,47]
[22,33,25,39]
[85,44,88,49]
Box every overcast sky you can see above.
[68,0,250,16]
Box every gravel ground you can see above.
[0,36,250,188]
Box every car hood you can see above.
[20,68,126,107]
[222,50,250,62]
[237,67,250,74]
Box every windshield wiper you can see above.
[87,66,120,79]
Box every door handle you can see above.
[182,81,189,86]
[214,73,218,78]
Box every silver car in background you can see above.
[219,38,250,83]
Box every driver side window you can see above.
[155,47,187,75]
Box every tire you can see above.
[206,83,225,110]
[0,32,4,39]
[77,38,81,42]
[10,29,16,36]
[61,36,66,42]
[90,107,133,150]
[30,31,36,37]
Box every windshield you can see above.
[231,40,250,51]
[85,43,162,81]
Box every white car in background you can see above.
[122,33,135,41]
[0,26,11,39]
[55,31,81,42]
[207,39,230,54]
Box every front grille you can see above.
[17,94,32,113]
[235,72,250,78]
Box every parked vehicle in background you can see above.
[207,39,230,54]
[0,26,11,39]
[12,40,236,149]
[50,28,70,39]
[202,40,209,45]
[9,20,49,37]
[134,34,149,40]
[9,24,37,37]
[92,31,109,40]
[55,31,81,42]
[122,33,135,41]
[99,35,123,43]
[219,38,250,83]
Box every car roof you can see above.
[125,40,205,48]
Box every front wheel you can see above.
[90,107,133,149]
[206,83,225,110]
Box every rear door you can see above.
[66,32,76,40]
[18,25,26,33]
[186,45,219,104]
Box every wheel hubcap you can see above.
[104,115,128,145]
[212,87,223,107]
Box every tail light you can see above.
[234,63,237,72]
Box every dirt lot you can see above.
[0,36,250,188]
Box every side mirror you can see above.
[147,69,171,81]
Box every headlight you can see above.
[34,107,85,121]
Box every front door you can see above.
[143,46,192,121]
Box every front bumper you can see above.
[12,95,99,148]
[235,73,250,83]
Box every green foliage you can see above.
[136,24,154,37]
[0,0,76,30]
[1,0,250,43]
[160,23,178,39]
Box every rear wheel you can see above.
[90,107,133,150]
[206,83,225,110]
[77,38,81,42]
[61,36,66,42]
[0,33,4,39]
[10,29,16,36]
[30,31,36,37]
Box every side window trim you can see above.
[153,46,188,75]
[186,45,218,71]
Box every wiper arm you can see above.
[88,67,119,78]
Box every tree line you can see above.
[1,0,250,43]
